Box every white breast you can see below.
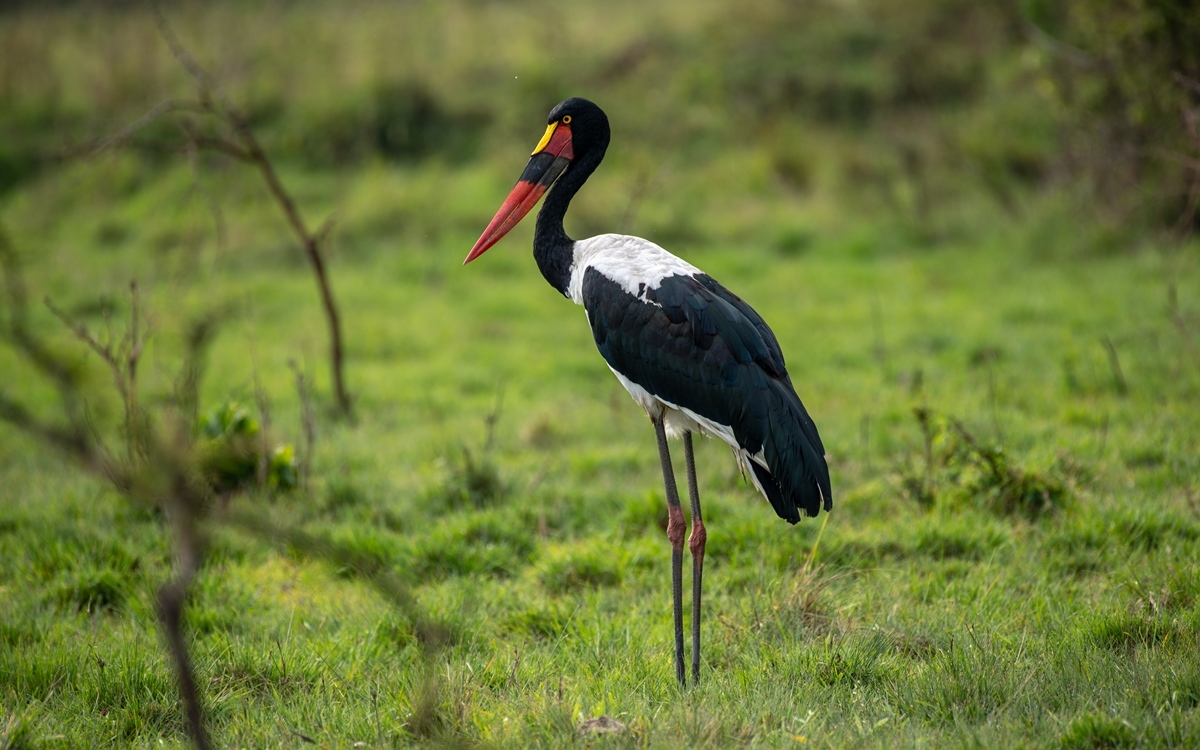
[566,234,702,307]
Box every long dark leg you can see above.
[653,415,687,688]
[684,431,706,685]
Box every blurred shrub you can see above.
[1024,0,1200,227]
[899,407,1075,519]
[197,401,297,493]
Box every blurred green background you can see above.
[3,1,1200,748]
[4,0,1199,251]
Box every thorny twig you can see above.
[2,246,214,750]
[45,281,149,462]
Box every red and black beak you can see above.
[464,120,575,264]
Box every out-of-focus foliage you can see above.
[0,0,1196,239]
[198,402,296,492]
[1024,0,1200,226]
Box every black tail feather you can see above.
[751,460,800,524]
[755,380,831,521]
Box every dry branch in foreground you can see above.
[77,5,353,417]
[0,231,444,748]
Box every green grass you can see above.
[3,1,1200,747]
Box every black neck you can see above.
[533,145,606,296]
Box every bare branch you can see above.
[157,565,210,750]
[0,231,413,749]
[148,5,352,417]
[150,3,219,99]
[45,298,124,385]
[60,6,354,418]
[210,116,352,417]
[44,282,149,463]
[79,99,209,158]
[177,123,254,162]
[6,279,213,750]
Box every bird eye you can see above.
[562,115,573,124]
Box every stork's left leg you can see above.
[684,431,706,685]
[652,415,687,688]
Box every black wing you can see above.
[582,267,832,521]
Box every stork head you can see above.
[464,97,609,264]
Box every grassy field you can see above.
[3,1,1200,748]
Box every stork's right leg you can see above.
[653,415,687,688]
[684,431,705,685]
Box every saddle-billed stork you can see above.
[465,97,832,687]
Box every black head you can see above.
[464,97,610,263]
[546,97,610,161]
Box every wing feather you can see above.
[582,267,831,520]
